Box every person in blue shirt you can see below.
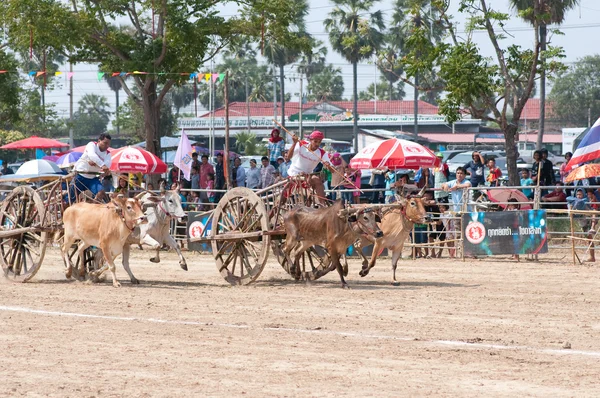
[442,167,472,213]
[520,169,534,199]
[463,151,485,189]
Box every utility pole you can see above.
[69,62,74,148]
[245,74,251,132]
[414,73,419,137]
[224,71,231,189]
[272,65,277,125]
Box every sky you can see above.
[19,0,600,126]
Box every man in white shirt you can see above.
[287,130,332,204]
[72,133,113,201]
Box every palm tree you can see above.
[263,0,310,129]
[78,94,111,119]
[510,0,580,150]
[308,64,345,101]
[297,38,328,93]
[169,84,195,115]
[359,75,405,101]
[325,0,384,152]
[104,76,122,135]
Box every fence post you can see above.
[570,211,576,265]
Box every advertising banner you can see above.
[187,212,213,253]
[462,210,548,256]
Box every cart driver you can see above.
[72,133,112,201]
[287,130,332,205]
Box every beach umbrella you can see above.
[349,138,440,169]
[56,152,83,168]
[15,159,63,176]
[42,155,59,163]
[109,146,168,174]
[565,163,600,183]
[0,136,69,150]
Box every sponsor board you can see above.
[462,210,548,256]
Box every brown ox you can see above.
[358,190,429,281]
[61,196,147,288]
[283,200,383,288]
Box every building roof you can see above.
[202,100,440,118]
[520,98,556,121]
[421,132,563,144]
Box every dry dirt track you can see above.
[1,247,600,397]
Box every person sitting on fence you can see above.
[567,188,596,262]
[287,130,332,205]
[72,133,112,202]
[520,169,534,200]
[541,182,567,210]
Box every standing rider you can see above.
[72,133,112,201]
[287,130,332,205]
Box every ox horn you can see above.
[414,185,426,198]
[135,191,147,199]
[160,180,166,194]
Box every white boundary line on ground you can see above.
[1,304,599,358]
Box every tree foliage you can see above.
[395,0,567,184]
[549,55,600,127]
[359,76,405,101]
[307,64,345,101]
[0,0,306,161]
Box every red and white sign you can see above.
[188,221,206,239]
[465,221,486,245]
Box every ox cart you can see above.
[0,174,99,282]
[193,175,372,286]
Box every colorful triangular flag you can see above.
[218,73,225,82]
[28,71,36,76]
[205,73,211,82]
[212,74,218,82]
[197,73,204,82]
[111,72,120,77]
[67,72,74,80]
[36,71,46,78]
[97,72,105,81]
[55,71,63,76]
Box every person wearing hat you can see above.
[433,152,449,203]
[246,158,261,189]
[267,128,285,169]
[288,130,332,204]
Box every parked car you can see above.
[446,150,506,173]
[440,150,465,164]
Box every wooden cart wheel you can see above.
[211,187,271,286]
[0,186,48,282]
[269,180,332,281]
[67,245,100,277]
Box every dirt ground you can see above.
[1,246,600,397]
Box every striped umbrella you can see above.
[349,138,440,169]
[109,146,167,174]
[56,152,82,168]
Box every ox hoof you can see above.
[359,269,368,277]
[180,261,188,271]
[341,283,350,289]
[130,278,140,285]
[65,268,73,279]
[112,281,122,288]
[150,257,160,264]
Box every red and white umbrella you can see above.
[109,146,167,174]
[349,138,440,169]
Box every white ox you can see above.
[62,196,147,288]
[115,187,188,284]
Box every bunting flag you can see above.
[0,69,227,82]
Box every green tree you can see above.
[263,0,311,129]
[549,55,600,127]
[234,131,265,155]
[71,93,111,138]
[325,0,385,152]
[307,64,345,101]
[510,0,580,150]
[118,95,177,143]
[169,84,195,115]
[0,0,305,164]
[78,94,111,119]
[359,75,405,100]
[399,0,567,184]
[0,129,26,163]
[297,38,328,95]
[0,51,21,130]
